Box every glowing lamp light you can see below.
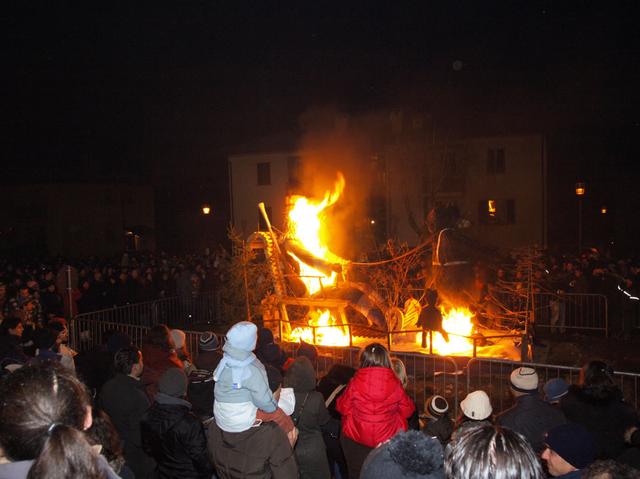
[575,182,586,196]
[488,199,497,217]
[370,219,376,225]
[201,204,211,215]
[601,206,607,215]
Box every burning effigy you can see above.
[250,172,522,359]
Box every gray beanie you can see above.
[158,368,188,398]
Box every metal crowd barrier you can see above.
[281,341,463,413]
[73,291,223,328]
[69,316,206,356]
[465,357,640,411]
[533,293,608,335]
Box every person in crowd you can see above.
[283,356,331,479]
[75,330,132,395]
[317,364,356,479]
[141,368,213,479]
[582,460,639,479]
[336,342,415,479]
[4,284,43,327]
[256,326,287,371]
[445,424,544,479]
[99,346,156,478]
[86,409,135,479]
[542,423,597,478]
[420,395,454,445]
[417,289,449,348]
[391,357,420,430]
[187,331,221,420]
[496,366,566,453]
[0,316,28,368]
[0,363,121,479]
[194,331,223,371]
[256,364,298,447]
[208,409,299,479]
[560,360,638,459]
[451,389,493,441]
[39,281,64,319]
[47,318,77,372]
[141,324,184,401]
[213,321,277,433]
[32,327,67,368]
[544,377,570,406]
[360,430,444,479]
[171,328,195,374]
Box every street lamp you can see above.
[201,204,211,215]
[600,206,607,215]
[575,182,586,253]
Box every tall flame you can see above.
[287,173,346,295]
[416,307,475,355]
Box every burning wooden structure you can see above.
[248,173,526,359]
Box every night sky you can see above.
[3,1,640,250]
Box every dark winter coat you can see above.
[208,420,298,479]
[0,334,28,366]
[561,384,638,459]
[284,357,331,479]
[98,373,156,478]
[422,414,454,445]
[496,393,566,453]
[141,394,213,479]
[337,366,415,448]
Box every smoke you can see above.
[293,106,382,259]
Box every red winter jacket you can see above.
[336,366,415,448]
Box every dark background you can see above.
[2,1,640,254]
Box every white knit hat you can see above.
[170,329,186,349]
[460,390,492,420]
[225,321,258,352]
[510,366,539,393]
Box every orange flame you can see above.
[416,307,475,355]
[287,173,346,295]
[289,309,350,346]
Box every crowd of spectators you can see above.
[0,317,639,479]
[0,251,224,322]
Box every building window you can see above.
[258,206,273,231]
[487,148,506,174]
[478,198,515,225]
[440,152,465,193]
[257,162,271,186]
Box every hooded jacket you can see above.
[337,366,415,448]
[208,420,298,479]
[214,341,277,432]
[284,357,331,479]
[141,393,213,479]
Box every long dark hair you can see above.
[142,324,174,351]
[0,364,105,479]
[359,343,391,369]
